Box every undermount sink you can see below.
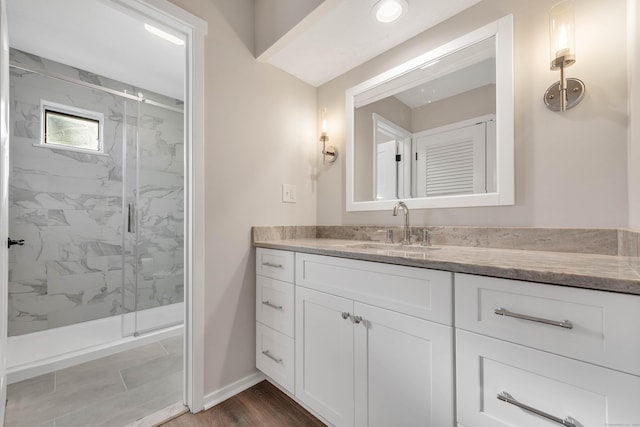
[345,243,441,253]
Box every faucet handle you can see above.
[421,229,431,246]
[386,229,394,243]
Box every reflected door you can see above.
[376,140,397,200]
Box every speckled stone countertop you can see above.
[253,227,640,295]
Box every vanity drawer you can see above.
[456,330,640,427]
[256,275,294,337]
[455,273,640,375]
[256,322,294,394]
[296,253,453,325]
[256,248,294,282]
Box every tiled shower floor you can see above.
[4,335,184,427]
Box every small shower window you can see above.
[41,101,104,153]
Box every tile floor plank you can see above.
[4,337,183,427]
[120,352,183,391]
[5,373,55,404]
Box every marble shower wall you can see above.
[8,49,184,336]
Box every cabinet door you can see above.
[295,287,354,427]
[354,302,454,427]
[457,330,640,427]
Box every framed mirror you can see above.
[346,15,514,211]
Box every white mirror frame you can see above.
[346,15,514,211]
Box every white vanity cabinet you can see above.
[255,248,295,393]
[455,273,640,427]
[255,246,640,427]
[295,253,455,427]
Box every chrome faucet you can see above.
[392,201,411,245]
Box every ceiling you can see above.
[393,36,496,108]
[6,0,484,97]
[7,0,185,100]
[257,0,483,87]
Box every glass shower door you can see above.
[123,97,184,337]
[7,64,128,341]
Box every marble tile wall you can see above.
[8,49,184,336]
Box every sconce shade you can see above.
[549,0,576,70]
[319,109,337,163]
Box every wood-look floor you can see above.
[161,380,325,427]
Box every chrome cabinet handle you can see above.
[340,312,365,325]
[494,308,573,329]
[261,300,283,310]
[261,350,283,363]
[262,262,284,269]
[497,392,576,427]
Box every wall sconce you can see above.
[544,0,586,111]
[320,109,337,163]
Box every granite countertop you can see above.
[253,238,640,295]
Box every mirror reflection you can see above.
[354,36,497,202]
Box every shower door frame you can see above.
[0,0,8,424]
[0,0,208,415]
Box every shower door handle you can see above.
[7,238,25,248]
[128,203,136,233]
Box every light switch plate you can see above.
[282,184,296,203]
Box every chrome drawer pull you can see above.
[261,300,283,310]
[494,308,573,329]
[262,262,284,269]
[262,350,283,363]
[341,312,350,320]
[497,392,576,427]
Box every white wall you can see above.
[168,0,317,397]
[317,0,629,228]
[412,84,496,132]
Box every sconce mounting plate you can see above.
[544,78,585,111]
[323,146,338,163]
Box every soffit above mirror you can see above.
[256,0,483,87]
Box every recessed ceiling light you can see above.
[144,24,185,46]
[372,0,408,24]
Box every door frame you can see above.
[111,0,208,412]
[0,0,208,415]
[0,0,8,423]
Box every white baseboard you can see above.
[203,371,266,410]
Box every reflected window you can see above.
[42,101,103,153]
